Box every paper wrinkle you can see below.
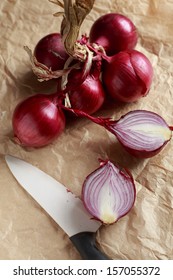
[0,0,173,259]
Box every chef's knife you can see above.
[5,155,110,260]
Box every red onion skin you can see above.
[68,69,105,114]
[61,61,105,115]
[112,138,170,158]
[34,33,68,71]
[82,160,136,224]
[89,13,138,56]
[102,50,153,102]
[12,94,65,147]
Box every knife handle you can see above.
[70,232,111,260]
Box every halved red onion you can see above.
[61,107,172,158]
[82,160,136,224]
[106,110,172,158]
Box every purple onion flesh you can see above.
[82,160,136,224]
[105,110,172,158]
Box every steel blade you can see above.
[5,155,101,237]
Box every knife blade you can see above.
[5,155,110,260]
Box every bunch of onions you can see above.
[61,107,172,158]
[88,13,153,103]
[12,94,65,148]
[82,159,136,224]
[16,8,155,149]
[24,12,153,113]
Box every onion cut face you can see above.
[82,160,136,224]
[106,110,172,158]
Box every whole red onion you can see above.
[13,94,65,147]
[89,13,138,56]
[68,76,105,114]
[34,33,68,71]
[66,61,105,115]
[102,50,153,102]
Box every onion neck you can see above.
[48,92,65,107]
[59,0,95,59]
[90,60,102,80]
[102,54,113,63]
[60,106,115,130]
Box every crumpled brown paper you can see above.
[0,0,173,260]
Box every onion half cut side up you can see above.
[82,159,136,225]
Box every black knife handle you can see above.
[70,232,111,260]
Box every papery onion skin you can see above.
[82,160,136,225]
[89,13,138,56]
[12,94,65,147]
[34,33,68,71]
[106,110,172,158]
[102,50,153,102]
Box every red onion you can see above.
[34,33,68,71]
[102,50,153,102]
[105,110,172,158]
[89,13,138,56]
[12,94,65,147]
[61,108,172,158]
[66,62,105,114]
[82,159,136,224]
[68,76,105,114]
